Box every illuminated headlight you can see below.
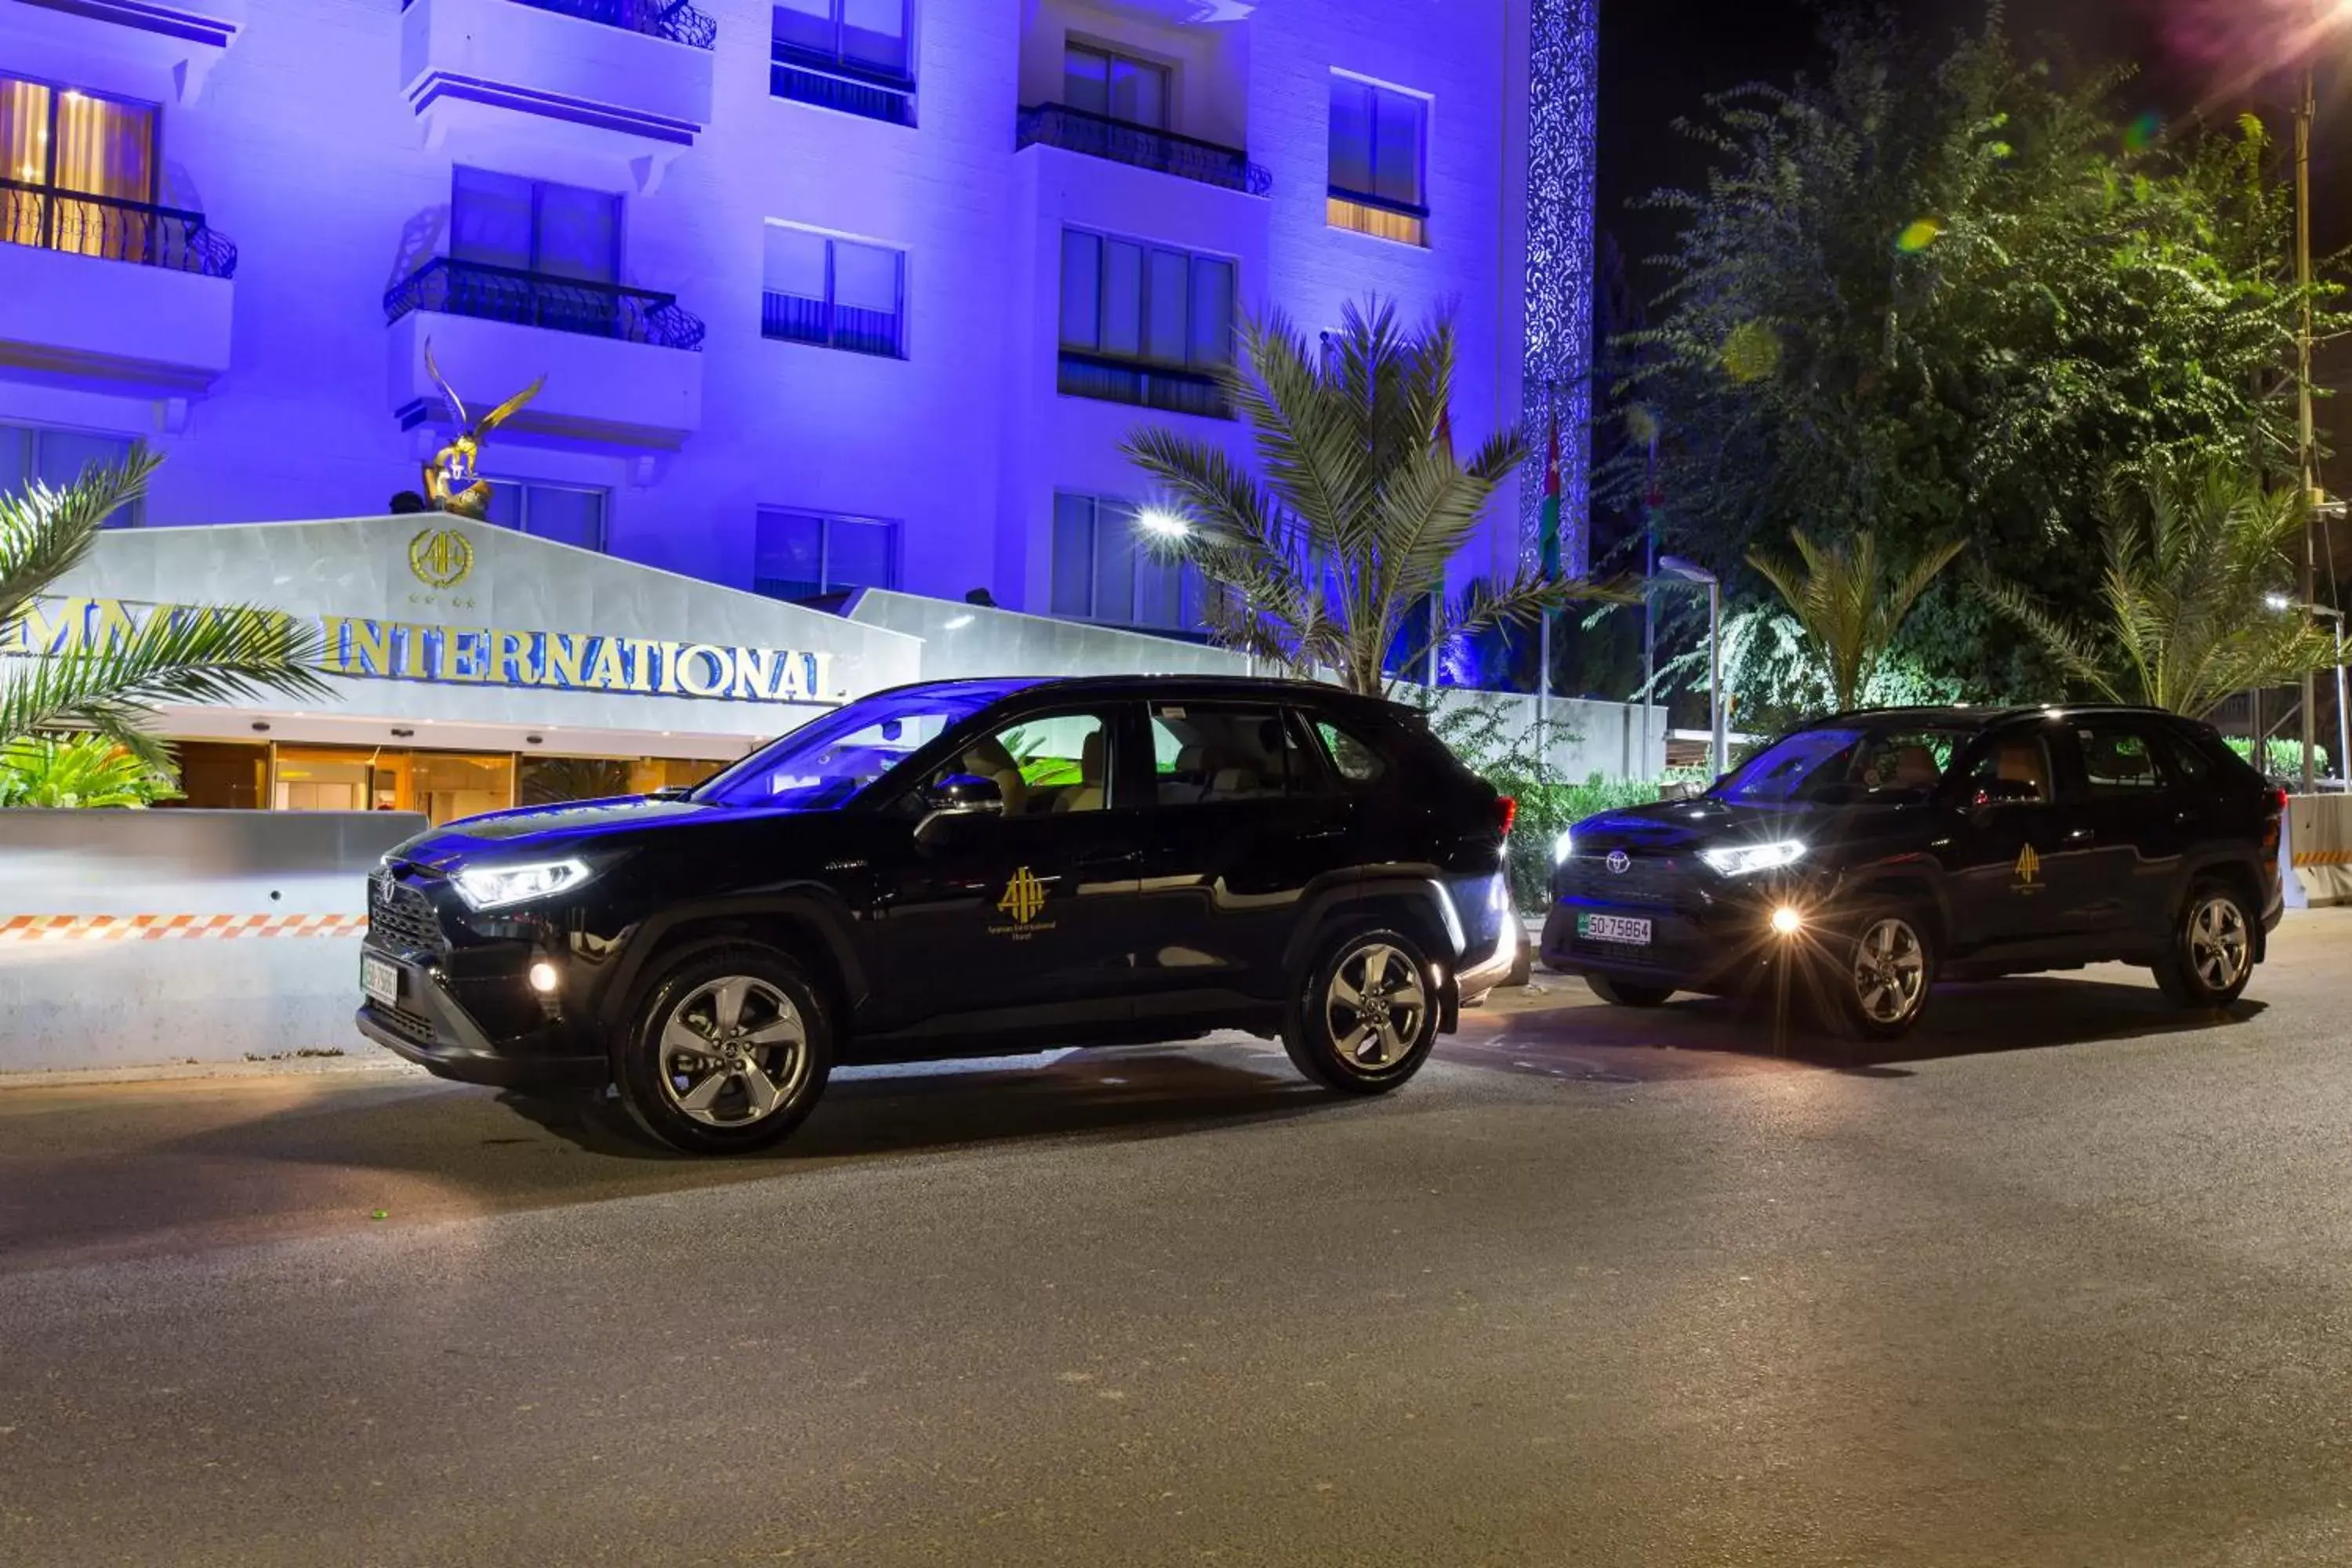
[1552,829,1576,866]
[1698,840,1806,877]
[452,858,594,910]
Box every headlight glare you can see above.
[1552,829,1576,866]
[452,858,594,910]
[1698,840,1806,877]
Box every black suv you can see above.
[1540,706,2285,1040]
[358,676,1519,1152]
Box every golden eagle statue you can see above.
[420,338,546,519]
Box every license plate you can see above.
[1577,913,1652,946]
[361,955,401,1007]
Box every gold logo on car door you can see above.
[996,866,1049,926]
[2014,843,2042,889]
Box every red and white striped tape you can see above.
[0,913,368,943]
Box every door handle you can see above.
[1074,849,1142,872]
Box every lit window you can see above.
[1328,74,1428,245]
[1062,43,1169,129]
[481,479,608,553]
[0,74,162,264]
[1056,230,1235,417]
[771,0,915,126]
[761,223,906,358]
[0,421,140,527]
[1051,494,1203,630]
[755,509,898,600]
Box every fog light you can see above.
[528,961,561,994]
[1769,906,1803,937]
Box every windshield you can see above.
[689,686,1017,810]
[1715,725,1972,805]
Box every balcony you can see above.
[1017,104,1269,196]
[9,0,245,103]
[383,257,702,449]
[401,0,717,191]
[1056,349,1229,420]
[0,180,235,395]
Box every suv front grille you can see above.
[1559,854,1684,908]
[368,872,446,956]
[367,1000,438,1046]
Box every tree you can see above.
[1747,529,1968,713]
[1620,9,2328,700]
[1121,298,1613,696]
[1,453,328,769]
[1976,459,2339,718]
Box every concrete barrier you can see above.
[2286,793,2352,909]
[0,810,420,1073]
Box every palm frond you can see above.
[0,451,162,625]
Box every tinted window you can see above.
[2158,729,2214,786]
[1717,726,1968,804]
[2075,725,2165,797]
[1965,732,2056,805]
[1150,706,1305,805]
[940,712,1109,818]
[1314,718,1388,785]
[692,687,1010,808]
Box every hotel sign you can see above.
[2,597,836,706]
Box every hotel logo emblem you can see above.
[2014,843,2042,890]
[997,866,1049,927]
[408,527,475,590]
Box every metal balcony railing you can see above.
[1057,349,1232,419]
[760,291,903,358]
[1016,103,1270,197]
[0,179,238,279]
[383,256,707,350]
[508,0,716,45]
[769,43,915,125]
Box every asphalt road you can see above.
[5,913,2352,1566]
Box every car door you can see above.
[865,704,1146,1036]
[1127,701,1355,1013]
[2062,718,2190,947]
[1944,720,2100,956]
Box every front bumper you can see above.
[355,944,605,1091]
[1538,895,1795,996]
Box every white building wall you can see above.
[1,0,1533,615]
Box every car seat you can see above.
[1056,730,1105,813]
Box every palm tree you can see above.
[1746,529,1968,714]
[1976,459,2338,719]
[1120,298,1613,696]
[1,452,328,770]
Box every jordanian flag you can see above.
[1537,405,1563,581]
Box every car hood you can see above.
[1570,795,1918,855]
[388,793,793,871]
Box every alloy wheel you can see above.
[1324,942,1428,1069]
[2187,896,2251,993]
[1850,917,1927,1026]
[657,975,811,1127]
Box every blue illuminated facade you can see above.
[2,0,1593,633]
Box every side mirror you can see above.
[1971,777,2041,811]
[916,772,1003,840]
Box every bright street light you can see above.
[1657,556,1726,777]
[1138,507,1191,539]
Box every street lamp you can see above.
[1658,555,1725,777]
[2269,591,2350,789]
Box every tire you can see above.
[614,944,833,1156]
[2152,879,2256,1008]
[1280,926,1441,1095]
[1828,906,1937,1042]
[1588,973,1674,1008]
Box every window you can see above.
[0,421,140,526]
[761,224,906,358]
[1315,720,1388,786]
[450,168,620,284]
[1051,494,1203,630]
[755,508,898,600]
[1965,733,2056,806]
[1063,43,1169,129]
[1,74,159,262]
[1719,725,1973,804]
[1328,74,1428,245]
[695,686,1004,811]
[1149,706,1307,806]
[771,0,915,125]
[481,479,607,552]
[1058,230,1235,416]
[2076,725,2166,797]
[942,712,1109,817]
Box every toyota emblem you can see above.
[1606,849,1632,876]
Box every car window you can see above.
[2075,725,2165,797]
[2158,730,2214,787]
[692,687,1003,809]
[1965,733,2056,804]
[1716,725,1967,804]
[936,711,1109,818]
[1150,706,1305,805]
[1313,718,1388,786]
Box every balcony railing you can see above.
[0,179,238,279]
[404,0,717,45]
[770,44,914,125]
[383,256,706,350]
[1057,349,1231,419]
[1017,104,1270,197]
[760,291,902,358]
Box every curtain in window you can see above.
[52,90,152,201]
[1063,47,1109,118]
[1371,89,1425,207]
[0,78,48,249]
[832,240,898,314]
[1058,230,1101,349]
[763,224,827,299]
[1328,78,1374,194]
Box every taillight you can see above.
[1495,795,1518,836]
[2272,786,2290,814]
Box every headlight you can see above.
[452,858,594,910]
[1698,840,1806,876]
[1552,829,1576,866]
